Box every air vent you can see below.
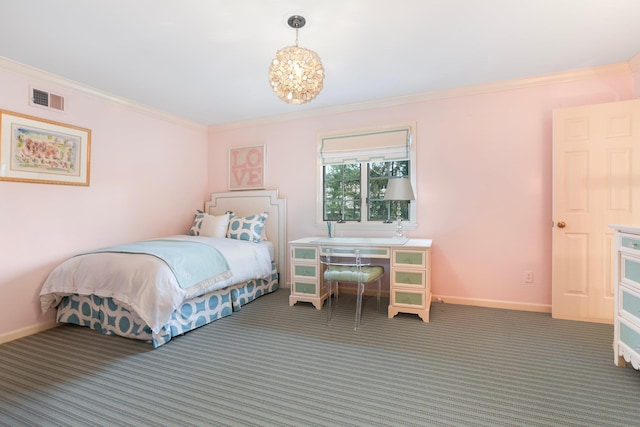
[32,89,49,106]
[30,87,65,111]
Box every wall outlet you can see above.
[524,270,534,283]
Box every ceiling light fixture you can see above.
[268,15,324,105]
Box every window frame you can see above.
[315,123,417,233]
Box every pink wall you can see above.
[208,69,634,308]
[1,61,634,340]
[0,65,209,338]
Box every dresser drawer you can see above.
[619,284,640,325]
[619,319,640,356]
[621,253,640,289]
[621,235,640,252]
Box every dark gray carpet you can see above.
[1,288,639,426]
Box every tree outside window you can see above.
[323,160,410,223]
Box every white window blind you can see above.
[320,125,412,165]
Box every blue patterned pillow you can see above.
[226,212,269,242]
[188,210,205,236]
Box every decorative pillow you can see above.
[226,212,269,242]
[187,210,205,236]
[227,210,269,241]
[199,212,230,238]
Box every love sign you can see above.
[228,145,265,190]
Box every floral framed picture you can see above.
[0,110,91,186]
[228,144,265,191]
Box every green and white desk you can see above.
[289,237,433,322]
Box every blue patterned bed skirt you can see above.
[55,264,279,347]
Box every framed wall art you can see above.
[0,110,91,186]
[228,144,265,191]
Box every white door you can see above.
[552,99,640,323]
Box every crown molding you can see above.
[1,55,632,135]
[0,56,206,131]
[210,61,632,133]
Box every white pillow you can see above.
[199,213,230,238]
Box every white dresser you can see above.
[611,224,640,370]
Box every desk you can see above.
[288,237,433,322]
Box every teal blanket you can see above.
[86,239,231,290]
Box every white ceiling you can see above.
[1,0,640,127]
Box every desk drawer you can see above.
[293,264,317,279]
[320,246,390,259]
[393,270,426,288]
[292,246,317,262]
[391,289,425,308]
[292,280,319,295]
[392,249,427,269]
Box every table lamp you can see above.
[383,177,415,238]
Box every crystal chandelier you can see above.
[268,15,324,104]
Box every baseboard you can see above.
[0,321,58,345]
[283,281,551,313]
[432,294,551,314]
[0,295,551,344]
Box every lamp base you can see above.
[395,216,405,238]
[394,201,405,238]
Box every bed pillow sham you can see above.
[188,210,230,238]
[187,210,206,236]
[226,212,269,243]
[199,212,230,238]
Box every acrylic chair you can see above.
[321,248,385,330]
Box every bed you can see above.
[39,190,286,347]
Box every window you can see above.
[323,163,361,221]
[367,160,410,221]
[317,124,416,230]
[323,160,410,222]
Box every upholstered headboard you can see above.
[205,190,286,286]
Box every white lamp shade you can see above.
[384,178,415,201]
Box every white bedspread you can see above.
[39,235,273,334]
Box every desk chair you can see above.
[321,248,385,330]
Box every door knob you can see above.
[557,221,566,228]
